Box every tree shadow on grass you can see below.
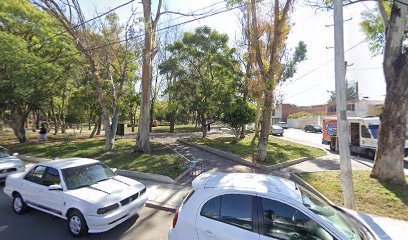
[379,180,408,207]
[98,144,185,179]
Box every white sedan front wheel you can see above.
[13,193,28,214]
[68,210,88,238]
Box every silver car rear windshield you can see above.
[62,163,115,190]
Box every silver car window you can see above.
[261,198,334,240]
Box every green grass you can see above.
[189,134,326,165]
[2,131,186,179]
[300,171,408,221]
[151,124,199,133]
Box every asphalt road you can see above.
[0,182,174,240]
[281,128,328,149]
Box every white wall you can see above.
[287,116,322,129]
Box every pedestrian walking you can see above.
[38,124,48,143]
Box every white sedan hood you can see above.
[342,208,408,240]
[66,175,146,207]
[0,156,24,170]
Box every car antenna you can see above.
[290,174,299,190]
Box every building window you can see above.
[347,104,355,111]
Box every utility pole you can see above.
[334,0,356,209]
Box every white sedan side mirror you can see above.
[13,153,19,156]
[48,185,63,191]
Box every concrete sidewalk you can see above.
[137,179,191,212]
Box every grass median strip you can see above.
[189,134,326,165]
[299,171,408,221]
[7,137,186,179]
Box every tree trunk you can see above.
[88,111,92,130]
[256,90,273,162]
[169,111,175,133]
[130,111,135,133]
[194,112,199,130]
[50,99,59,135]
[10,106,29,143]
[96,117,102,135]
[136,0,162,152]
[200,114,208,138]
[90,121,98,138]
[35,110,40,129]
[61,86,67,133]
[104,106,120,151]
[370,0,408,185]
[137,3,153,152]
[149,97,155,132]
[371,70,408,184]
[0,109,4,132]
[252,101,262,143]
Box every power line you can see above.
[32,0,138,47]
[348,67,381,71]
[284,75,335,100]
[44,0,254,60]
[283,39,368,86]
[157,0,227,28]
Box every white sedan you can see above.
[3,158,148,237]
[0,146,25,182]
[169,172,407,240]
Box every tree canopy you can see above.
[160,26,242,137]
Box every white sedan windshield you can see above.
[62,163,115,190]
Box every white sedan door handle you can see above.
[205,230,215,237]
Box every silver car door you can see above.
[196,194,260,240]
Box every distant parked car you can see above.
[304,124,322,133]
[3,158,148,237]
[270,125,284,136]
[278,121,288,129]
[246,123,256,132]
[168,172,406,240]
[0,146,25,182]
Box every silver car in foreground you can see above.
[0,146,25,182]
[169,172,408,240]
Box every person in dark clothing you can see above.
[38,124,48,143]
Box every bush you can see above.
[222,100,256,142]
[288,111,311,119]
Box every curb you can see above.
[116,169,176,184]
[290,172,334,205]
[18,155,50,163]
[145,202,177,213]
[178,139,314,171]
[174,167,193,183]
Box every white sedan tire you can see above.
[68,210,89,238]
[12,193,28,215]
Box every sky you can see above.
[78,0,385,106]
